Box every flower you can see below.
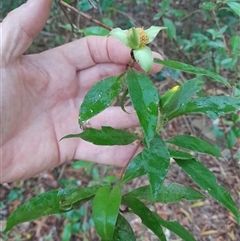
[109,26,167,72]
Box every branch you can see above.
[58,0,112,31]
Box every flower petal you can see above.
[145,26,167,43]
[133,46,153,73]
[108,28,129,46]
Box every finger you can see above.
[77,63,127,92]
[59,36,163,73]
[2,0,51,61]
[73,140,143,167]
[89,106,139,129]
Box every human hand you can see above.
[1,0,162,183]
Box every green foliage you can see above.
[5,58,240,239]
[166,135,222,157]
[61,126,141,145]
[126,71,159,146]
[113,214,136,240]
[122,196,167,241]
[175,157,240,224]
[92,185,122,240]
[79,74,124,126]
[154,58,230,87]
[124,183,204,203]
[4,186,100,232]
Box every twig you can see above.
[180,10,202,22]
[212,9,230,55]
[172,38,192,64]
[119,141,142,181]
[57,163,66,180]
[58,0,75,34]
[58,0,112,31]
[88,0,97,9]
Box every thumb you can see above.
[2,0,52,61]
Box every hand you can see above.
[1,0,162,183]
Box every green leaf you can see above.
[63,0,71,3]
[92,185,122,240]
[126,70,159,146]
[143,135,170,202]
[72,160,90,169]
[154,59,231,87]
[113,214,136,240]
[59,186,101,211]
[124,183,204,203]
[227,2,240,16]
[122,196,167,241]
[160,78,204,119]
[230,35,240,54]
[174,158,240,224]
[79,74,123,126]
[160,85,183,116]
[133,46,153,72]
[120,152,146,185]
[121,136,170,187]
[176,78,204,107]
[4,186,99,233]
[152,212,197,241]
[226,129,237,149]
[83,26,110,36]
[61,126,141,145]
[200,2,217,10]
[163,18,176,40]
[166,135,222,157]
[167,96,240,121]
[168,148,193,160]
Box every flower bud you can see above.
[127,27,140,49]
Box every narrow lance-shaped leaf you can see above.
[120,151,146,185]
[228,2,240,17]
[122,196,167,241]
[160,85,183,116]
[124,183,204,203]
[61,126,142,145]
[175,77,204,108]
[126,70,159,146]
[59,185,101,211]
[160,78,204,120]
[154,58,230,87]
[92,185,122,240]
[113,214,136,240]
[167,96,240,121]
[121,135,170,186]
[168,148,193,160]
[79,74,124,126]
[166,135,222,157]
[174,158,240,224]
[152,212,197,241]
[143,135,170,202]
[4,186,100,233]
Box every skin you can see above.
[0,0,163,183]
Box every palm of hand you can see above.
[2,37,141,182]
[1,0,162,182]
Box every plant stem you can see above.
[119,141,142,182]
[58,0,112,31]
